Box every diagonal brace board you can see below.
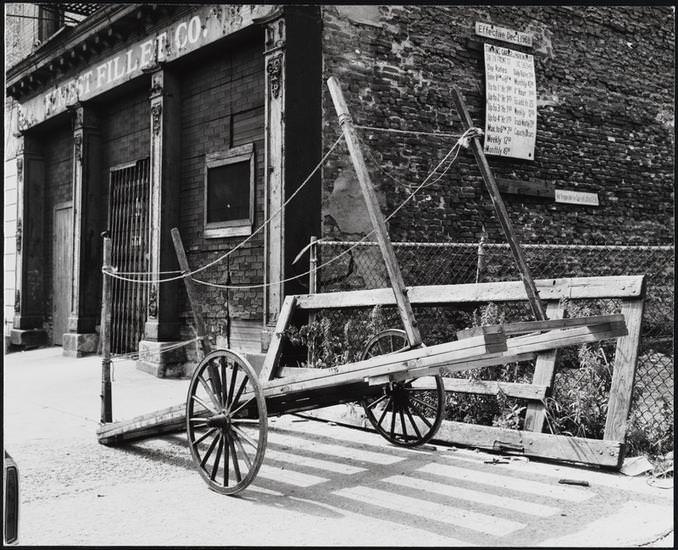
[451,86,546,321]
[327,77,422,347]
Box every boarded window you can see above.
[204,143,254,238]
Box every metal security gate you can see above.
[108,159,150,354]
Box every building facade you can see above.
[4,5,674,374]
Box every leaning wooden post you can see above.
[327,77,422,347]
[451,87,546,321]
[170,227,211,358]
[100,234,113,424]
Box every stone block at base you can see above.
[10,328,47,349]
[62,332,98,357]
[137,340,186,378]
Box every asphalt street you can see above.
[3,347,674,546]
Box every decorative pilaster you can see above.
[137,67,183,377]
[261,11,286,349]
[63,104,102,357]
[11,133,48,348]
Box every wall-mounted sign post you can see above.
[483,44,537,160]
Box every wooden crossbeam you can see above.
[456,313,624,340]
[294,276,645,310]
[263,332,507,397]
[300,407,623,468]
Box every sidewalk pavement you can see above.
[3,347,674,546]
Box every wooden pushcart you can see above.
[181,78,627,494]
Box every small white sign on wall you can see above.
[475,22,533,47]
[555,189,600,206]
[483,44,537,160]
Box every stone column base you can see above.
[62,332,98,358]
[10,328,47,350]
[137,340,187,378]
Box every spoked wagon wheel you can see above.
[186,349,267,495]
[360,329,446,447]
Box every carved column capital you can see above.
[151,103,163,136]
[264,15,286,53]
[267,55,283,99]
[149,69,165,99]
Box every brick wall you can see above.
[100,92,151,171]
[177,37,265,346]
[42,123,74,342]
[320,6,675,246]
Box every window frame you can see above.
[203,143,255,239]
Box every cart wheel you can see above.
[360,329,445,447]
[186,349,267,495]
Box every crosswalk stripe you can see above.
[383,474,560,517]
[334,485,525,537]
[419,463,592,502]
[268,433,403,465]
[256,464,329,487]
[265,449,367,475]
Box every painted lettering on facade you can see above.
[483,44,537,160]
[17,5,275,131]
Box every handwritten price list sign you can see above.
[483,44,537,160]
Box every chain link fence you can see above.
[311,240,673,457]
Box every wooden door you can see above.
[53,202,73,345]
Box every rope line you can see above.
[355,124,463,139]
[110,336,203,362]
[191,127,481,290]
[102,134,344,284]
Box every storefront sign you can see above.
[483,44,537,160]
[475,22,533,47]
[555,189,600,206]
[17,5,275,131]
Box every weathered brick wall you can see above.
[100,92,151,171]
[320,6,674,246]
[177,37,265,346]
[42,123,74,341]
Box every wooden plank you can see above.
[171,227,211,357]
[523,302,564,432]
[97,402,187,445]
[496,177,554,199]
[409,377,548,400]
[604,297,645,442]
[301,406,622,468]
[456,313,624,340]
[294,275,645,310]
[263,333,507,397]
[451,87,546,321]
[327,76,422,347]
[369,351,537,385]
[278,366,323,378]
[401,322,626,381]
[259,295,297,382]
